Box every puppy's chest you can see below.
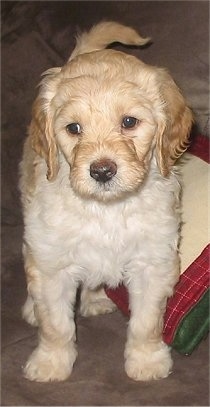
[63,208,141,262]
[62,209,143,286]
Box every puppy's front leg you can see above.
[125,261,179,381]
[23,258,78,382]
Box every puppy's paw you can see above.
[80,287,117,317]
[125,342,173,381]
[22,296,38,327]
[24,345,77,382]
[80,297,117,317]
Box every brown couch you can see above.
[2,2,209,405]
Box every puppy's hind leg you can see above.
[80,286,117,317]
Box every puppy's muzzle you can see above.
[90,159,117,183]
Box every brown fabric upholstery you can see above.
[2,1,209,405]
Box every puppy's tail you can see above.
[69,21,150,61]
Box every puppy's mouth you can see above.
[70,157,145,202]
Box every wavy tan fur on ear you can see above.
[30,97,59,181]
[156,70,194,176]
[29,68,61,181]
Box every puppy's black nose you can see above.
[90,159,117,183]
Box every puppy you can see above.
[19,22,193,382]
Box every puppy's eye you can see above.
[66,123,82,135]
[122,116,138,129]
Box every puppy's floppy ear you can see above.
[156,71,194,176]
[29,68,61,181]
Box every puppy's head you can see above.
[30,23,193,202]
